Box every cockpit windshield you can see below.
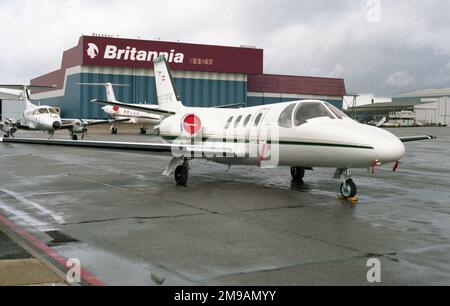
[36,108,50,115]
[294,102,334,126]
[324,102,348,119]
[48,108,58,115]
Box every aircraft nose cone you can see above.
[374,132,406,163]
[52,121,62,130]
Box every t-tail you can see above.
[0,84,54,110]
[154,56,184,110]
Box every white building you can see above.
[0,90,23,121]
[415,97,450,126]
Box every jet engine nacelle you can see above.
[1,121,18,135]
[159,113,203,139]
[69,120,88,133]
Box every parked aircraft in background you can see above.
[0,85,124,140]
[79,83,160,135]
[2,59,435,199]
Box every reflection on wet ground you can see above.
[0,126,449,285]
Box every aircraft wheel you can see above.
[340,179,357,198]
[111,128,118,134]
[291,167,305,180]
[140,128,147,135]
[72,134,78,141]
[175,165,188,186]
[3,134,9,138]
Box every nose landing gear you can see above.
[334,168,359,204]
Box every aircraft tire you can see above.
[340,179,357,198]
[140,128,147,135]
[72,134,78,141]
[175,165,188,186]
[291,167,305,180]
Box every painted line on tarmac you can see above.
[0,212,106,286]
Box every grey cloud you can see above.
[0,0,449,100]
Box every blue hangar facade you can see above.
[31,35,347,119]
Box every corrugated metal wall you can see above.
[247,95,343,109]
[36,67,247,119]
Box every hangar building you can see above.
[0,91,22,121]
[30,36,346,119]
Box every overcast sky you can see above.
[1,0,449,105]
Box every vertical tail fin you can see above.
[104,83,117,102]
[154,56,183,110]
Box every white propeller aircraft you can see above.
[1,58,435,199]
[0,85,125,140]
[79,83,160,135]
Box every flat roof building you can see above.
[31,36,346,119]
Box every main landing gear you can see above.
[175,164,189,186]
[72,134,78,141]
[163,157,190,186]
[140,127,147,135]
[111,127,118,134]
[291,167,305,180]
[334,168,358,203]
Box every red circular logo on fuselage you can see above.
[182,114,202,135]
[113,106,120,112]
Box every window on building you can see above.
[234,115,243,128]
[278,104,296,128]
[225,116,233,129]
[294,102,334,126]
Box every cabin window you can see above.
[294,102,334,126]
[225,116,233,129]
[325,102,348,119]
[243,114,252,127]
[278,104,296,128]
[37,108,49,115]
[234,116,243,128]
[254,113,263,127]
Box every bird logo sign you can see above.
[87,43,100,59]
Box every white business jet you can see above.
[0,85,125,140]
[2,59,435,199]
[78,83,160,135]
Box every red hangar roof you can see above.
[248,74,347,97]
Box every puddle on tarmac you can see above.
[55,243,194,286]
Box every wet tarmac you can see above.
[0,126,449,286]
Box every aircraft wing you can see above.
[59,118,131,130]
[92,99,175,116]
[398,135,436,143]
[0,138,234,157]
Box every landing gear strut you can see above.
[291,167,305,180]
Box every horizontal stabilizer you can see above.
[0,84,56,91]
